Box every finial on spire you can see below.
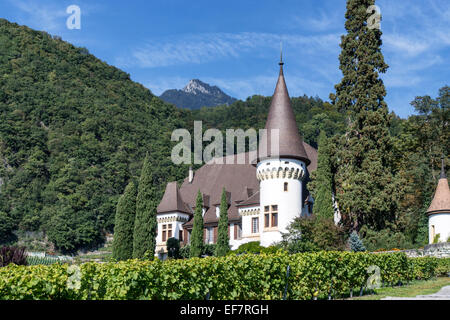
[441,154,447,179]
[279,41,284,66]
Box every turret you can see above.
[256,56,310,247]
[427,156,450,244]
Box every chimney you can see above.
[188,166,194,183]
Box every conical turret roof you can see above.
[157,182,191,214]
[257,59,310,165]
[427,157,450,215]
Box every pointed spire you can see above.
[279,42,284,66]
[427,155,450,215]
[441,155,447,179]
[257,57,310,164]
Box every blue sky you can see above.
[0,0,448,118]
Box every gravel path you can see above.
[382,285,450,300]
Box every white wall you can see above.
[429,213,450,244]
[257,158,305,247]
[156,212,189,245]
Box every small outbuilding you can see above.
[427,157,450,244]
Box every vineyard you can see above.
[0,252,449,300]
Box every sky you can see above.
[0,0,448,118]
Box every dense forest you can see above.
[0,19,191,252]
[0,17,447,254]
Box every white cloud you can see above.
[117,32,341,69]
[8,0,67,32]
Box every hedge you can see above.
[0,252,448,300]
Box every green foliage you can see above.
[0,19,190,252]
[0,246,27,267]
[0,252,444,300]
[179,245,190,259]
[133,153,157,259]
[432,234,441,244]
[310,131,334,219]
[0,212,16,244]
[280,216,345,254]
[166,237,180,259]
[332,0,397,232]
[26,256,62,266]
[190,191,204,258]
[215,188,230,256]
[228,241,284,255]
[113,181,137,261]
[179,244,215,259]
[348,231,366,252]
[361,227,414,251]
[232,241,265,254]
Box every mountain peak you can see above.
[160,79,237,110]
[182,79,211,95]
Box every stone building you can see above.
[155,58,318,259]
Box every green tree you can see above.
[215,188,230,256]
[133,153,158,259]
[190,191,204,258]
[280,216,345,253]
[166,237,180,259]
[310,131,334,219]
[113,181,137,261]
[348,231,366,252]
[331,0,396,232]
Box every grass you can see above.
[348,277,450,300]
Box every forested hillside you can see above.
[0,18,446,254]
[0,19,190,252]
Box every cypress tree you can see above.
[215,188,230,256]
[113,181,137,261]
[312,131,335,220]
[190,191,204,258]
[133,152,158,259]
[331,0,396,232]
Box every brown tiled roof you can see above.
[181,152,259,227]
[179,143,317,228]
[237,190,260,207]
[156,182,191,214]
[257,61,310,165]
[427,159,450,215]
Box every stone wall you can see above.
[378,243,450,258]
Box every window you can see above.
[237,224,242,239]
[264,205,278,229]
[162,224,166,242]
[252,217,259,233]
[162,224,172,242]
[284,182,288,192]
[206,227,213,244]
[179,230,183,241]
[168,224,172,239]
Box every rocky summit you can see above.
[159,79,237,109]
